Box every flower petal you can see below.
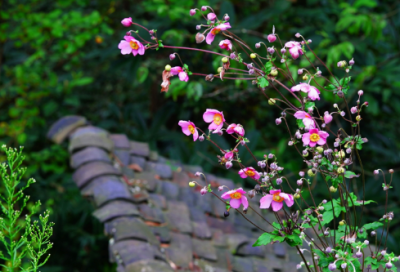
[206,32,215,45]
[271,201,283,212]
[241,196,249,210]
[294,111,306,119]
[260,195,273,209]
[230,198,241,209]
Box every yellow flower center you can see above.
[305,113,310,118]
[188,125,195,134]
[310,133,320,142]
[130,40,139,50]
[246,170,255,177]
[211,28,221,35]
[213,114,222,125]
[230,192,242,199]
[272,192,284,202]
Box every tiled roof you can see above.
[48,116,306,272]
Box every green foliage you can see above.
[0,146,53,271]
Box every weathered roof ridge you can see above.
[48,115,304,272]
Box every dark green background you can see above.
[1,0,399,271]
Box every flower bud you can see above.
[324,113,333,124]
[276,178,283,185]
[295,33,301,38]
[337,60,347,68]
[255,42,261,49]
[217,67,223,73]
[381,250,387,255]
[356,251,362,258]
[270,69,278,76]
[268,98,276,105]
[218,186,224,191]
[196,25,201,30]
[225,161,233,169]
[165,64,171,71]
[296,264,302,270]
[230,52,236,59]
[389,169,394,173]
[267,34,276,43]
[358,90,364,96]
[328,263,336,271]
[316,147,324,154]
[189,181,196,187]
[317,70,322,76]
[297,179,303,186]
[201,6,207,11]
[249,69,255,75]
[280,58,285,63]
[281,48,286,54]
[248,189,256,199]
[356,115,362,122]
[307,169,315,177]
[341,263,347,269]
[338,167,344,174]
[207,13,217,22]
[224,15,230,21]
[294,193,301,199]
[268,153,274,159]
[222,57,229,63]
[350,106,357,114]
[125,31,131,36]
[326,247,332,253]
[121,17,133,27]
[339,220,345,226]
[169,53,176,61]
[275,118,282,125]
[386,263,393,269]
[302,151,309,157]
[190,9,196,16]
[250,53,256,59]
[349,58,355,66]
[196,33,205,43]
[330,186,337,193]
[340,111,345,116]
[302,75,308,81]
[371,231,376,236]
[267,47,275,54]
[298,69,303,75]
[200,187,207,195]
[224,211,230,217]
[364,240,369,245]
[374,169,379,175]
[199,135,205,141]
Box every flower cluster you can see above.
[118,6,397,272]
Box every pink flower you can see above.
[178,121,198,141]
[226,123,245,136]
[121,17,133,27]
[267,34,276,43]
[291,83,320,101]
[294,111,315,130]
[260,189,294,212]
[351,107,357,114]
[302,128,329,147]
[203,109,225,131]
[238,167,260,180]
[170,66,189,82]
[224,151,234,160]
[285,41,304,60]
[221,188,248,210]
[207,13,217,22]
[219,39,232,51]
[324,112,333,124]
[206,23,231,44]
[118,36,145,56]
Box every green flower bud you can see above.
[217,67,223,73]
[189,181,196,187]
[303,152,309,157]
[302,75,308,81]
[294,193,301,199]
[307,169,315,177]
[250,53,257,59]
[268,98,276,105]
[329,186,337,193]
[356,115,362,122]
[165,64,171,71]
[270,69,278,77]
[339,220,346,226]
[222,57,229,63]
[316,147,324,154]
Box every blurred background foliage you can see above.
[0,0,399,270]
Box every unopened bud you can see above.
[330,186,337,193]
[316,147,324,154]
[339,220,345,226]
[298,69,303,75]
[196,25,201,30]
[389,169,394,174]
[356,115,362,121]
[281,48,286,54]
[195,33,205,43]
[222,57,229,63]
[224,14,230,21]
[250,53,256,59]
[218,186,224,191]
[189,181,196,187]
[294,193,301,199]
[302,75,308,81]
[248,190,256,199]
[255,42,261,49]
[358,90,364,96]
[270,69,278,76]
[349,58,355,66]
[217,67,223,73]
[165,65,171,71]
[190,9,196,16]
[275,118,282,125]
[268,98,276,105]
[199,135,205,141]
[201,6,207,11]
[337,167,345,174]
[307,169,315,177]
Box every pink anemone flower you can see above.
[219,39,232,50]
[203,109,225,131]
[260,189,294,212]
[221,188,248,210]
[291,83,320,101]
[226,123,245,136]
[170,66,189,82]
[294,111,315,130]
[238,167,260,180]
[302,128,329,147]
[206,23,231,45]
[178,121,198,141]
[118,36,145,56]
[285,41,304,60]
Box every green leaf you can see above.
[363,222,383,231]
[344,171,359,179]
[324,84,337,90]
[136,67,149,83]
[296,119,305,128]
[305,101,315,109]
[264,61,273,74]
[257,77,269,88]
[286,234,303,247]
[253,233,273,247]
